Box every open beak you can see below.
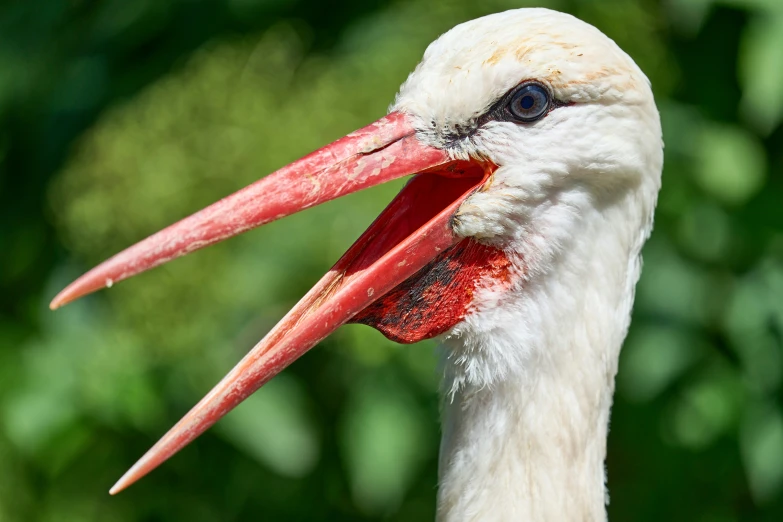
[51,111,492,494]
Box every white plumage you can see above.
[394,9,662,521]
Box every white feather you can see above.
[392,8,663,521]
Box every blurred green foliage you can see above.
[2,0,783,520]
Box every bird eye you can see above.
[507,83,551,122]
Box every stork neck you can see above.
[436,349,614,522]
[436,195,648,522]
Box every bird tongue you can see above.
[50,111,493,493]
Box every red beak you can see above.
[51,111,492,494]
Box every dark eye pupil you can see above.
[520,95,534,110]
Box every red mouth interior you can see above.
[337,161,503,343]
[330,160,488,277]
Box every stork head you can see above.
[50,8,662,493]
[396,8,661,243]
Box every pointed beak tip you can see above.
[50,276,108,311]
[109,472,134,496]
[49,291,70,310]
[49,289,73,310]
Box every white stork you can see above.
[51,8,662,521]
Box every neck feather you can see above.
[436,187,652,522]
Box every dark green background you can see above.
[2,0,782,520]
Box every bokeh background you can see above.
[1,0,782,520]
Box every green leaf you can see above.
[741,402,783,503]
[666,364,743,449]
[739,13,783,133]
[340,376,428,515]
[694,123,766,205]
[619,325,703,402]
[216,374,320,478]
